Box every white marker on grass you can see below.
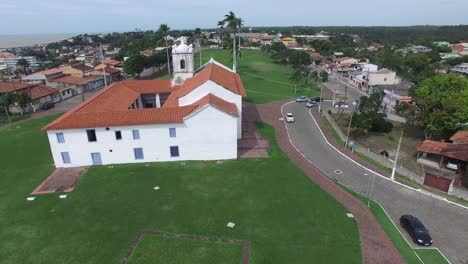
[27,197,36,201]
[59,194,68,199]
[227,222,235,228]
[153,186,160,191]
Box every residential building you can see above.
[48,75,105,99]
[440,53,460,60]
[408,45,432,54]
[22,68,64,85]
[0,81,59,112]
[451,63,468,76]
[433,41,450,48]
[416,131,468,192]
[376,80,414,113]
[451,43,468,56]
[43,38,246,168]
[94,59,123,71]
[333,57,358,65]
[4,56,39,70]
[89,67,123,84]
[281,37,297,47]
[367,43,384,52]
[58,64,94,78]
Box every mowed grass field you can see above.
[127,235,243,264]
[196,49,320,103]
[0,117,361,264]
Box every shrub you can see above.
[370,118,393,133]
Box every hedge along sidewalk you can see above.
[319,110,468,208]
[339,182,451,264]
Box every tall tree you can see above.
[123,55,146,78]
[221,11,243,72]
[157,24,170,34]
[217,20,225,49]
[413,74,468,139]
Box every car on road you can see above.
[400,215,433,246]
[285,113,295,123]
[312,96,322,102]
[334,101,349,109]
[296,96,308,103]
[306,101,318,108]
[40,101,55,110]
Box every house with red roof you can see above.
[416,130,468,192]
[0,81,59,112]
[43,38,246,168]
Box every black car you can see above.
[40,102,55,110]
[400,215,433,246]
[312,96,322,102]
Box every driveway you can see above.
[283,101,468,264]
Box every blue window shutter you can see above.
[169,128,176,138]
[170,146,179,157]
[61,152,71,164]
[56,133,65,143]
[134,148,144,160]
[132,130,140,140]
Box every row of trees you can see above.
[123,49,168,77]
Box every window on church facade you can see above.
[180,59,186,69]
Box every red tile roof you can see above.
[28,85,58,100]
[417,140,468,162]
[450,131,468,144]
[37,68,63,76]
[164,63,246,107]
[0,82,57,100]
[51,76,96,85]
[0,81,32,93]
[43,61,245,131]
[89,67,121,76]
[192,94,238,117]
[71,64,94,72]
[417,140,449,154]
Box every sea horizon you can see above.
[0,33,79,49]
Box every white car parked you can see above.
[285,113,295,123]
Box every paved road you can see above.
[283,101,468,264]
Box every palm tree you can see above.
[222,11,243,72]
[217,20,224,49]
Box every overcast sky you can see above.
[2,0,468,35]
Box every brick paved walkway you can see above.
[238,103,269,158]
[31,167,88,194]
[256,100,405,264]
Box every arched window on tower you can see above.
[180,59,186,69]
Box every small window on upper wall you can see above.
[169,127,176,138]
[87,129,97,142]
[132,129,140,140]
[115,131,122,140]
[56,133,65,143]
[180,59,186,69]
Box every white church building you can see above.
[43,38,246,168]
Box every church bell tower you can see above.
[172,37,194,85]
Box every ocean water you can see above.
[0,34,75,48]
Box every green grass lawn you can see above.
[197,49,320,103]
[127,235,243,264]
[0,117,361,264]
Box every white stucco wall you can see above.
[368,71,398,85]
[178,80,242,139]
[47,105,238,168]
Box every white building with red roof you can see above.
[43,39,246,168]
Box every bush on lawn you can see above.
[370,118,393,133]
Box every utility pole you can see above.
[391,129,404,181]
[165,37,171,75]
[367,173,376,207]
[344,111,354,149]
[318,81,323,113]
[100,43,107,88]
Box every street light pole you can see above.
[318,81,323,113]
[391,129,404,181]
[366,173,376,207]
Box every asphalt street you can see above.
[283,101,468,264]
